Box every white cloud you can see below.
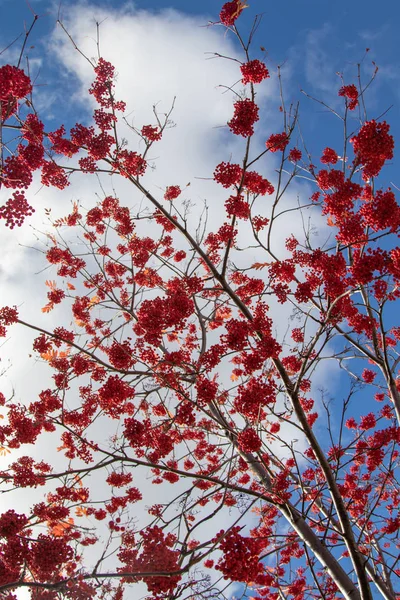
[0,4,273,586]
[303,23,337,94]
[1,0,332,460]
[0,5,335,595]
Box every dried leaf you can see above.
[41,349,58,361]
[89,295,100,308]
[75,506,88,517]
[41,303,54,313]
[73,474,83,488]
[251,262,270,270]
[50,517,74,537]
[54,217,68,227]
[46,233,57,244]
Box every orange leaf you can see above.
[50,517,74,537]
[251,262,270,270]
[76,489,88,502]
[230,373,239,382]
[86,342,97,349]
[75,506,88,517]
[234,1,249,18]
[89,295,100,308]
[45,280,57,289]
[54,217,68,227]
[73,474,83,488]
[67,283,76,290]
[0,446,11,456]
[46,234,57,245]
[41,349,58,361]
[41,303,54,313]
[215,307,232,321]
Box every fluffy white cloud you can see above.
[1,0,335,455]
[0,8,338,591]
[0,2,280,565]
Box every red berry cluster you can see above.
[28,534,74,580]
[164,185,181,201]
[289,147,302,162]
[216,526,266,584]
[240,59,269,84]
[219,0,245,26]
[320,147,339,164]
[214,162,242,188]
[141,125,162,142]
[338,83,359,110]
[237,428,262,452]
[0,64,32,120]
[107,340,135,370]
[98,375,135,418]
[118,526,181,595]
[0,510,28,538]
[267,132,289,152]
[244,171,274,195]
[0,305,18,337]
[351,120,394,181]
[228,99,259,137]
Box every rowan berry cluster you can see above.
[267,132,289,152]
[240,59,269,84]
[225,194,250,219]
[214,162,242,188]
[219,0,245,26]
[244,171,274,195]
[89,58,118,109]
[28,534,74,580]
[320,147,339,164]
[118,526,181,595]
[338,83,359,110]
[107,340,135,370]
[228,99,259,137]
[234,377,276,420]
[289,147,302,162]
[141,125,162,142]
[216,526,266,584]
[164,185,181,201]
[0,64,32,119]
[0,510,28,538]
[351,119,394,181]
[237,428,262,452]
[98,375,135,418]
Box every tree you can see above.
[0,1,399,599]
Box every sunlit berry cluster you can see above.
[240,59,269,84]
[219,0,245,26]
[228,99,259,137]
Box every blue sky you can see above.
[2,0,399,183]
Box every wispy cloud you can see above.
[303,23,338,94]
